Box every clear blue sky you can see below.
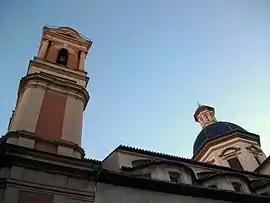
[1,0,270,160]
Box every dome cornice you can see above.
[193,130,261,160]
[193,121,256,156]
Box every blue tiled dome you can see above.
[193,122,247,156]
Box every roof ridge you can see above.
[118,145,186,160]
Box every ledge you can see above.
[3,131,86,158]
[0,142,100,179]
[18,72,89,109]
[97,170,270,203]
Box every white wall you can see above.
[102,150,154,171]
[118,150,155,168]
[102,151,120,171]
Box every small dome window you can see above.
[232,181,243,192]
[208,184,218,189]
[169,171,182,183]
[227,157,243,171]
[56,48,68,65]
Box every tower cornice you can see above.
[18,73,89,110]
[42,26,92,51]
[28,57,89,86]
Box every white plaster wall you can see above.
[62,95,84,146]
[131,167,156,178]
[104,150,183,171]
[9,86,45,133]
[128,165,193,184]
[153,166,170,181]
[202,178,234,191]
[95,183,238,203]
[200,176,251,194]
[102,151,120,171]
[185,164,223,178]
[162,166,193,184]
[117,151,156,168]
[110,150,227,182]
[111,151,193,184]
[182,169,193,184]
[113,150,217,176]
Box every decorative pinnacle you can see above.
[192,92,202,109]
[197,101,202,108]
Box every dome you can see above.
[193,121,247,156]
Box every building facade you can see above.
[0,26,270,203]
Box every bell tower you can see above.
[5,26,92,159]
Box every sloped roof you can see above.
[115,145,270,179]
[255,156,270,173]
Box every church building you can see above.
[0,26,270,203]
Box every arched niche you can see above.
[219,147,241,158]
[200,172,251,193]
[123,160,197,185]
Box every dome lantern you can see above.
[194,104,217,128]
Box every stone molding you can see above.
[219,147,242,158]
[0,141,99,174]
[193,131,261,161]
[6,179,95,202]
[30,57,89,78]
[42,26,92,51]
[18,72,89,109]
[3,131,86,158]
